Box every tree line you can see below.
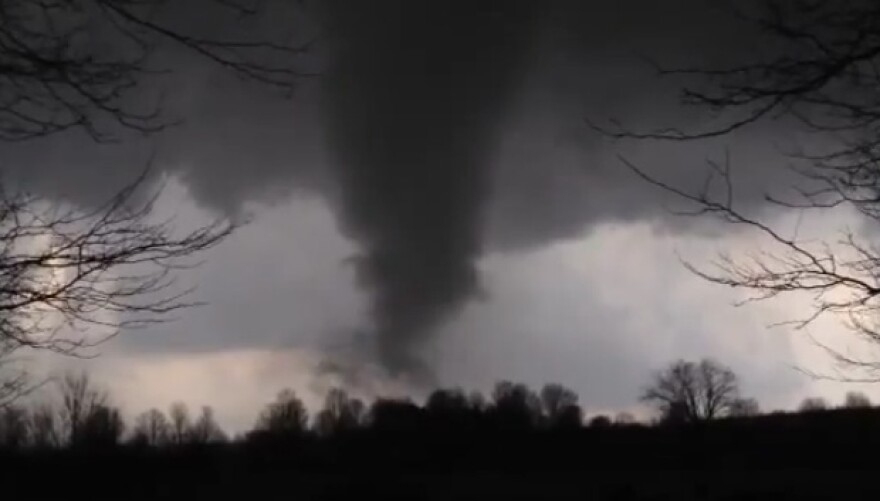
[0,358,870,451]
[2,0,880,418]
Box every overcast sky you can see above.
[6,0,877,432]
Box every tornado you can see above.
[320,0,538,378]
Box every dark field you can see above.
[5,407,880,500]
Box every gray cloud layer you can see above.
[2,0,807,380]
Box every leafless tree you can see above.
[425,388,470,415]
[132,408,170,446]
[28,403,60,449]
[0,169,234,407]
[594,1,880,379]
[615,412,636,425]
[78,403,125,447]
[539,383,581,428]
[0,0,313,402]
[588,415,612,428]
[728,397,761,418]
[641,359,741,423]
[189,405,226,444]
[0,404,28,448]
[0,0,310,142]
[168,401,191,445]
[0,174,234,356]
[56,371,107,445]
[468,391,487,413]
[490,381,543,429]
[0,340,33,408]
[314,388,365,436]
[254,388,308,435]
[539,384,578,419]
[844,391,872,408]
[799,396,829,412]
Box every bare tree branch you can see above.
[598,0,880,379]
[0,0,312,142]
[0,168,235,356]
[641,358,742,423]
[0,0,309,402]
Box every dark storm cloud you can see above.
[317,0,540,377]
[2,1,769,217]
[0,0,326,209]
[484,0,793,248]
[310,0,791,376]
[1,0,798,376]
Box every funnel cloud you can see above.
[0,0,812,396]
[320,1,539,378]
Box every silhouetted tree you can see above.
[0,0,311,403]
[0,405,28,449]
[641,359,741,423]
[425,388,476,430]
[0,1,306,142]
[729,398,761,418]
[596,1,880,379]
[844,391,872,408]
[490,381,542,430]
[0,342,33,408]
[78,404,125,448]
[28,403,59,449]
[189,406,227,444]
[169,402,192,446]
[426,388,471,415]
[467,391,488,413]
[314,388,365,436]
[615,412,636,425]
[660,401,692,425]
[57,371,108,446]
[254,389,308,436]
[132,408,171,446]
[368,398,422,432]
[540,383,582,429]
[589,415,612,429]
[0,176,234,355]
[799,397,829,412]
[553,405,583,430]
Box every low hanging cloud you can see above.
[1,0,818,381]
[316,0,541,379]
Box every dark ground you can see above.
[4,407,880,499]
